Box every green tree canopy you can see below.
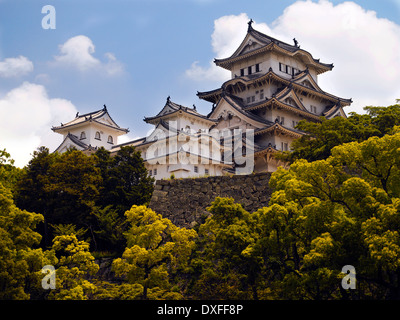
[14,148,102,248]
[188,197,261,299]
[0,181,55,299]
[0,148,23,191]
[95,146,154,213]
[112,205,196,300]
[261,130,400,299]
[47,234,99,300]
[280,103,400,163]
[93,146,154,252]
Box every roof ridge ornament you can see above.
[293,38,300,48]
[247,19,254,31]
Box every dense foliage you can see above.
[2,103,400,300]
[279,103,400,163]
[13,146,154,252]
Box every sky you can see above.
[0,0,399,167]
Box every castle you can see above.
[52,21,351,180]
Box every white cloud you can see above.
[54,35,100,71]
[186,13,273,83]
[186,1,400,113]
[103,52,124,76]
[185,60,229,83]
[53,35,124,76]
[0,82,77,167]
[0,55,33,78]
[272,0,400,112]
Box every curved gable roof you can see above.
[52,105,129,133]
[207,93,273,128]
[214,23,333,74]
[198,68,352,107]
[144,97,216,125]
[54,133,88,153]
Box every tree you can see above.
[280,103,400,163]
[47,234,99,300]
[14,146,56,214]
[363,104,400,136]
[14,147,58,247]
[15,148,103,248]
[0,148,23,191]
[93,146,154,252]
[96,146,154,214]
[279,114,378,163]
[92,146,154,253]
[15,146,154,252]
[0,181,56,299]
[112,205,196,300]
[45,149,102,226]
[189,197,261,299]
[92,205,126,253]
[96,146,154,213]
[261,130,400,299]
[45,150,103,249]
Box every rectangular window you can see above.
[292,120,299,128]
[310,105,317,113]
[194,166,198,173]
[277,116,285,125]
[279,62,298,76]
[248,66,252,75]
[251,96,255,102]
[149,170,152,176]
[260,89,264,100]
[240,68,245,76]
[154,168,157,176]
[205,169,209,175]
[281,142,288,151]
[255,63,260,72]
[247,97,251,103]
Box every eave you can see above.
[52,119,129,134]
[144,108,217,126]
[255,122,304,139]
[245,97,322,122]
[198,69,352,107]
[215,41,333,75]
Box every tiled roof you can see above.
[214,23,333,73]
[52,105,129,133]
[144,97,217,124]
[209,93,274,127]
[198,68,352,107]
[54,133,88,153]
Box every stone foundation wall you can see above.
[148,172,272,228]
